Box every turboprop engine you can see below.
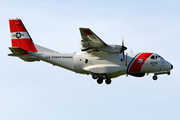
[80,40,127,54]
[98,44,125,53]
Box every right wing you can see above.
[79,28,108,51]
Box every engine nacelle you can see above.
[80,42,126,54]
[98,44,123,53]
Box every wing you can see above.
[79,28,108,51]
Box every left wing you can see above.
[79,28,108,51]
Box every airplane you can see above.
[8,18,173,85]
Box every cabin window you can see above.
[85,59,88,63]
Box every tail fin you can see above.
[9,18,37,52]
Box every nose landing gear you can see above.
[152,71,172,81]
[153,75,158,80]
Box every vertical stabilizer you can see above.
[9,19,37,52]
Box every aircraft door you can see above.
[78,57,84,65]
[73,54,86,73]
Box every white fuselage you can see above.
[31,51,172,79]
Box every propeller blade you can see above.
[121,38,127,60]
[123,49,125,60]
[122,39,124,46]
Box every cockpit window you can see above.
[158,55,164,60]
[151,55,158,59]
[155,55,158,59]
[151,55,155,59]
[151,54,164,60]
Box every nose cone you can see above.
[163,60,173,71]
[171,64,173,70]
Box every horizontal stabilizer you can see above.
[8,47,28,55]
[8,47,40,62]
[19,56,40,62]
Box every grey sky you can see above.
[0,0,179,120]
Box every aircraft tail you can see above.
[9,18,38,52]
[8,18,57,62]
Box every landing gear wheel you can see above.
[153,75,158,80]
[167,71,170,75]
[105,78,112,85]
[92,73,98,79]
[97,78,103,84]
[101,74,107,79]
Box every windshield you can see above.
[157,55,164,60]
[150,54,164,60]
[151,55,158,59]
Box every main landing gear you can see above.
[92,73,112,85]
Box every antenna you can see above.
[130,48,133,53]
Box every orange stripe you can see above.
[129,53,153,73]
[9,19,26,32]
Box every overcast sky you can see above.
[0,0,180,120]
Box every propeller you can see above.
[120,38,127,60]
[120,38,128,76]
